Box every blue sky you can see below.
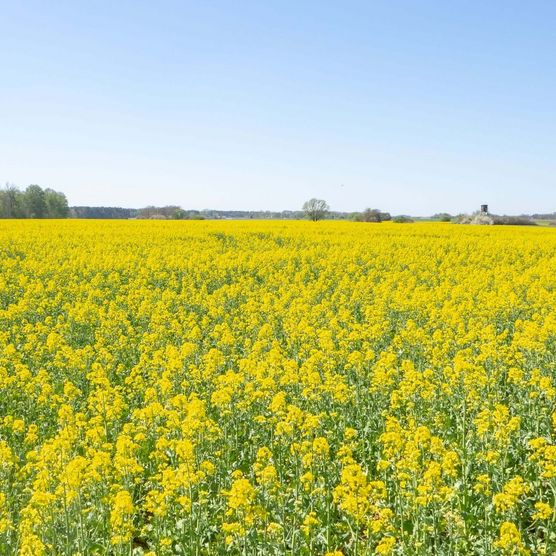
[1,1,555,215]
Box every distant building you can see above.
[481,204,489,214]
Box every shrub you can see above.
[432,213,452,222]
[492,215,537,226]
[355,209,391,223]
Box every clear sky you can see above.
[1,1,555,215]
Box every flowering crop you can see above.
[1,219,556,555]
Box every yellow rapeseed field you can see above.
[1,219,556,555]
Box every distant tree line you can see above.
[70,206,138,219]
[352,208,392,222]
[3,186,550,224]
[70,206,356,220]
[0,184,69,218]
[530,212,556,220]
[431,213,453,222]
[137,206,190,219]
[492,215,537,226]
[302,200,404,223]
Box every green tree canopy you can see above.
[24,185,47,218]
[44,188,70,218]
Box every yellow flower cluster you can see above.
[0,219,555,554]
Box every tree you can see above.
[302,198,329,221]
[359,208,387,222]
[23,185,47,218]
[44,188,69,218]
[0,184,70,218]
[0,183,24,218]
